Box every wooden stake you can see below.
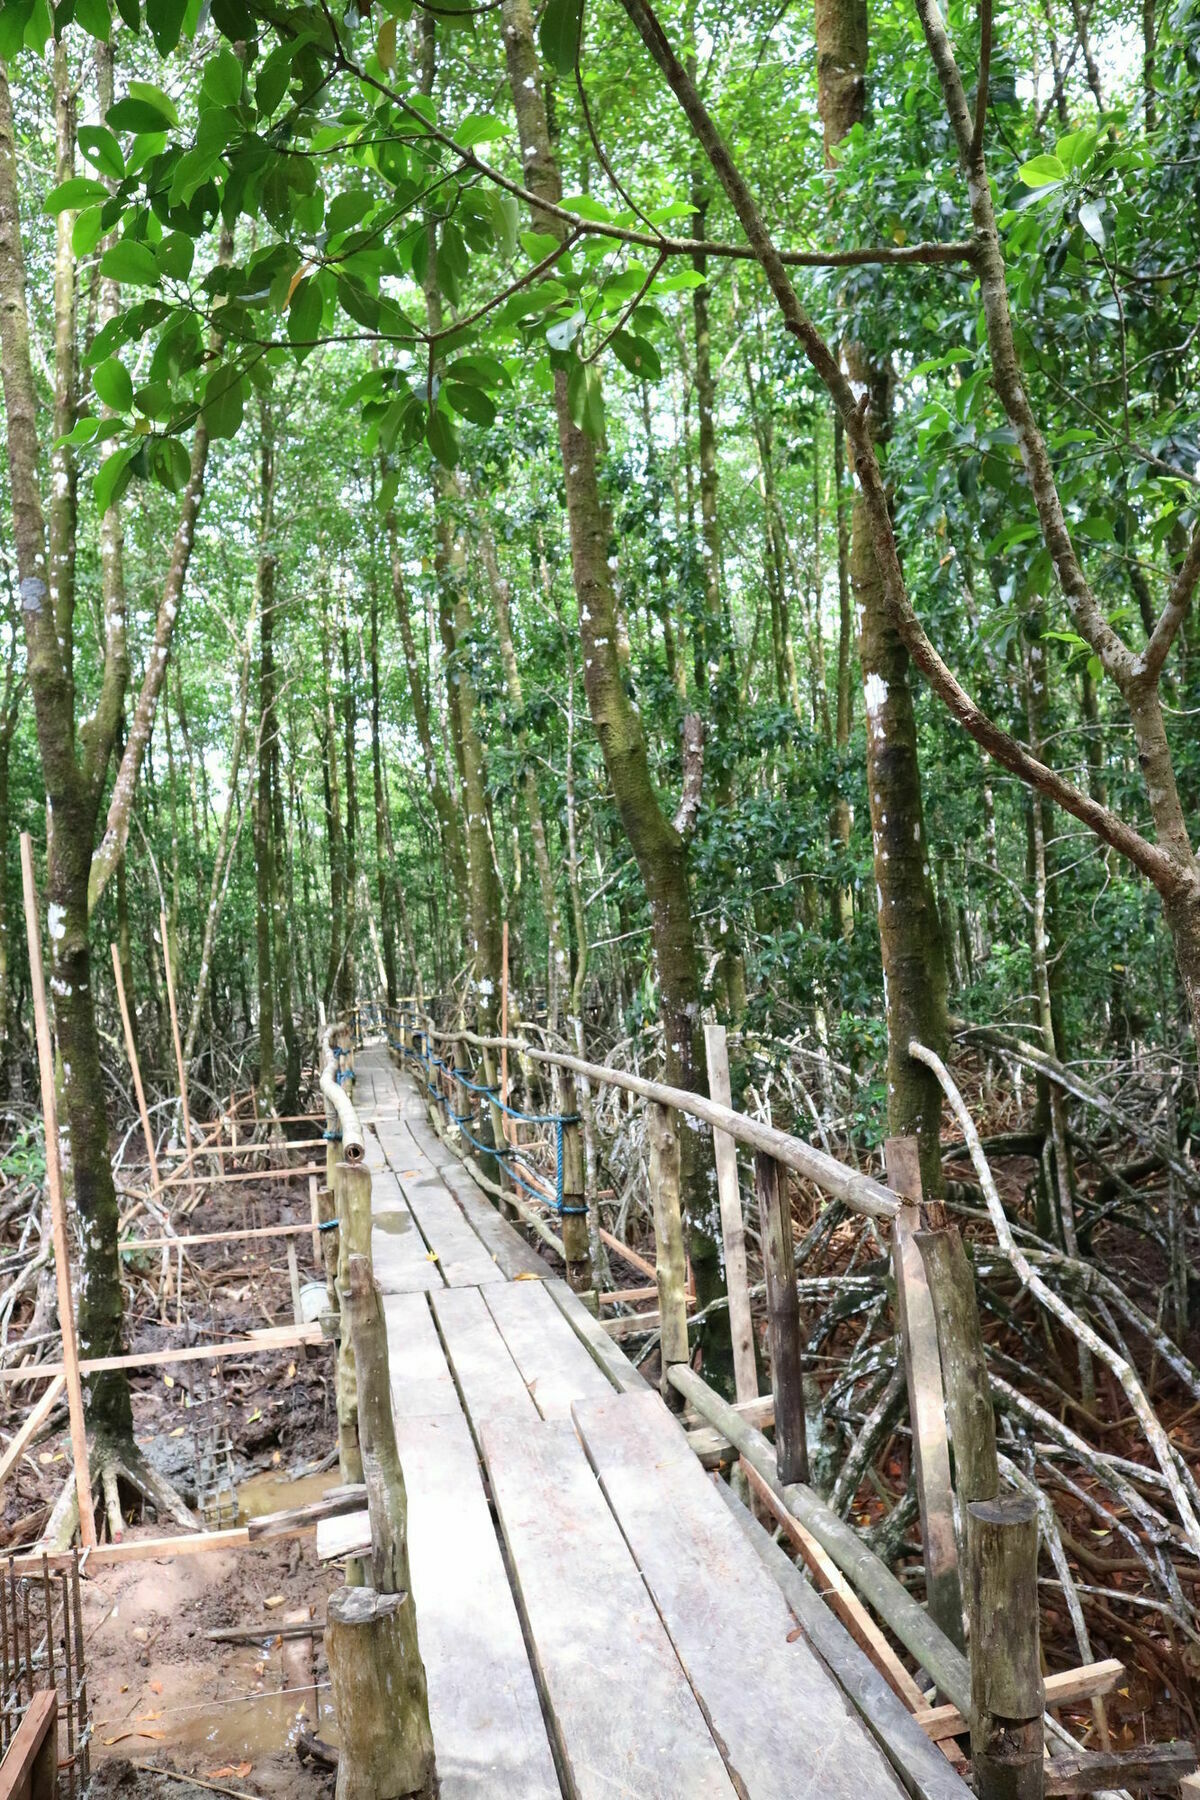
[19,833,96,1548]
[0,1374,66,1498]
[647,1102,689,1406]
[704,1019,757,1404]
[500,918,510,1142]
[159,906,194,1185]
[886,1135,963,1652]
[756,1149,808,1486]
[110,942,161,1193]
[965,1494,1044,1798]
[309,1174,322,1269]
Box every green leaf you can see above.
[1055,128,1097,173]
[93,357,133,412]
[202,364,245,439]
[426,407,459,469]
[113,0,140,28]
[444,382,497,426]
[127,80,179,127]
[609,330,661,381]
[539,0,583,75]
[57,414,103,449]
[108,98,174,134]
[99,239,160,286]
[149,0,188,54]
[288,276,323,357]
[78,126,124,181]
[326,190,373,236]
[567,360,604,438]
[44,177,109,215]
[94,445,137,515]
[1078,200,1105,247]
[455,113,507,149]
[0,3,34,60]
[149,435,192,492]
[1017,153,1066,188]
[202,46,243,108]
[488,190,519,260]
[256,43,294,117]
[72,0,115,32]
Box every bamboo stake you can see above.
[19,834,96,1548]
[159,906,194,1187]
[110,943,160,1194]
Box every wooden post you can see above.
[703,1020,757,1404]
[756,1149,808,1485]
[309,1174,322,1270]
[317,1185,339,1312]
[647,1102,689,1407]
[334,1162,372,1486]
[110,941,161,1195]
[916,1221,1000,1510]
[500,919,510,1141]
[558,1068,591,1294]
[965,1495,1044,1799]
[19,835,96,1548]
[325,1586,437,1800]
[159,906,194,1182]
[886,1135,963,1650]
[345,1254,415,1596]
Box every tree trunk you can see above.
[499,0,727,1353]
[369,584,398,1006]
[253,404,277,1109]
[815,0,949,1194]
[340,625,358,1016]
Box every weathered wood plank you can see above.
[480,1413,736,1800]
[574,1390,908,1799]
[483,1280,614,1420]
[430,1287,539,1423]
[316,1509,372,1563]
[543,1277,649,1396]
[428,1149,549,1279]
[382,1293,461,1420]
[396,1408,562,1800]
[370,1169,443,1295]
[0,1688,57,1800]
[379,1145,507,1288]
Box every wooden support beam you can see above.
[704,1019,758,1404]
[20,833,96,1549]
[0,1686,57,1800]
[598,1229,656,1283]
[0,1374,65,1497]
[647,1102,689,1407]
[120,1221,322,1253]
[0,1322,324,1383]
[913,1660,1124,1744]
[1043,1742,1195,1794]
[150,1162,323,1194]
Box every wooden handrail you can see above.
[320,1021,365,1163]
[398,1014,899,1223]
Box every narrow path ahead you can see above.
[343,1045,919,1799]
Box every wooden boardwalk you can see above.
[341,1045,950,1800]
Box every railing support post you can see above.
[886,1135,963,1650]
[559,1069,592,1294]
[756,1150,808,1484]
[334,1160,372,1488]
[648,1102,689,1408]
[965,1495,1044,1800]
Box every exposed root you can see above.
[97,1433,200,1533]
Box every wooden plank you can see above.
[427,1148,548,1280]
[575,1391,908,1799]
[0,1687,56,1800]
[316,1509,372,1563]
[484,1280,613,1420]
[718,1481,972,1800]
[430,1287,538,1424]
[0,1323,325,1383]
[912,1659,1125,1743]
[0,1376,65,1496]
[544,1277,649,1397]
[396,1409,561,1799]
[371,1174,444,1295]
[739,1458,928,1713]
[382,1293,461,1419]
[394,1165,506,1289]
[480,1413,737,1800]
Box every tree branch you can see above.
[1137,519,1200,684]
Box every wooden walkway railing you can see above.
[357,995,1196,1799]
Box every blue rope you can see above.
[323,1128,342,1142]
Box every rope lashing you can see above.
[323,1128,343,1142]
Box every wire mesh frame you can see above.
[183,1317,238,1529]
[0,1551,89,1798]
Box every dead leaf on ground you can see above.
[208,1763,252,1780]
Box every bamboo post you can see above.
[110,942,161,1195]
[158,906,194,1183]
[334,1161,373,1486]
[886,1135,963,1651]
[20,835,96,1548]
[965,1494,1044,1799]
[703,1019,757,1404]
[558,1068,591,1294]
[647,1102,689,1407]
[756,1149,808,1485]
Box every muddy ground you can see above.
[0,1168,344,1799]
